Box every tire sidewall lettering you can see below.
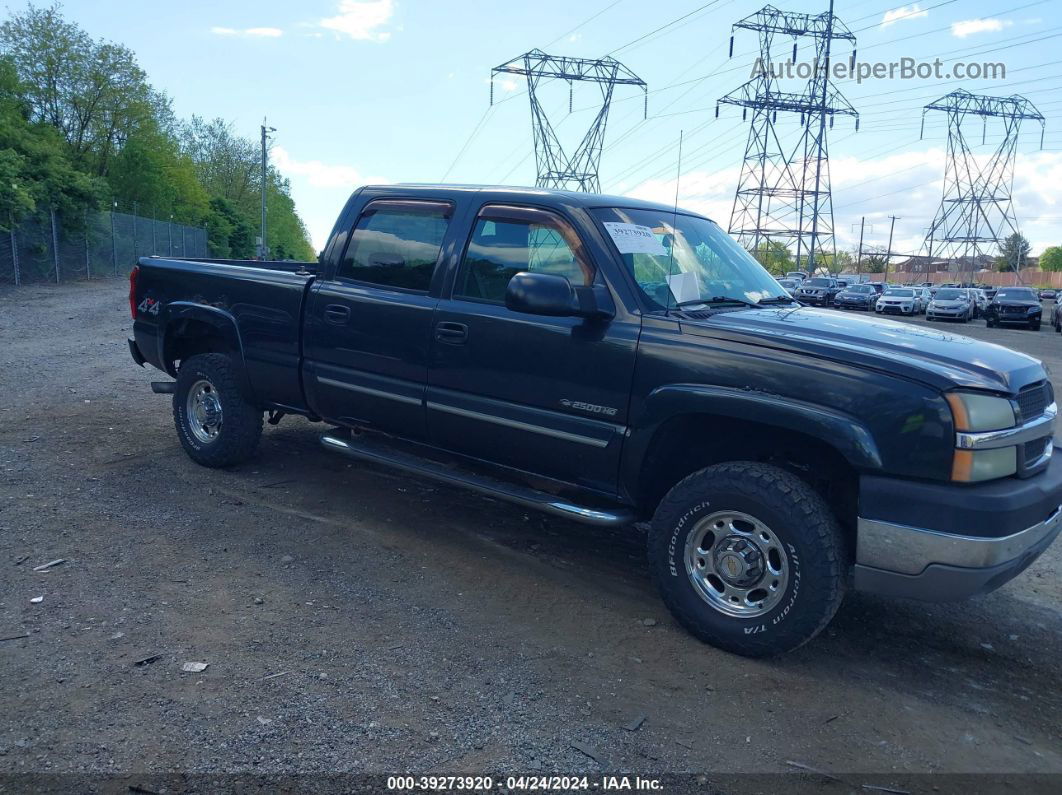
[667,500,711,577]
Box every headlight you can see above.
[946,392,1016,431]
[946,392,1019,482]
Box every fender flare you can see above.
[157,302,255,400]
[621,383,883,497]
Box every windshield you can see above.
[591,208,788,308]
[847,285,874,294]
[996,288,1037,300]
[805,278,832,287]
[934,289,965,300]
[885,289,914,297]
[777,279,796,288]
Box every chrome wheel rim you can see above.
[684,511,789,618]
[186,379,223,444]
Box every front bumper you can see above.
[991,310,1041,325]
[854,449,1062,601]
[926,307,967,319]
[876,304,914,315]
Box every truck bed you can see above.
[132,256,318,412]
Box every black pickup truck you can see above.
[128,184,1062,657]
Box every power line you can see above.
[543,0,624,49]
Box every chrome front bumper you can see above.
[854,505,1062,601]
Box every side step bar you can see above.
[320,433,635,528]
[150,381,176,394]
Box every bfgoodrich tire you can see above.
[173,353,262,468]
[648,462,848,657]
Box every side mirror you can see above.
[505,272,612,320]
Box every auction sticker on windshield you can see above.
[602,222,667,256]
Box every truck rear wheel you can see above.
[173,353,262,468]
[648,462,847,657]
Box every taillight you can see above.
[128,265,139,319]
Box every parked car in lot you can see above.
[832,283,878,311]
[796,276,842,307]
[127,184,1062,658]
[775,277,801,299]
[926,287,975,323]
[970,288,988,318]
[874,287,920,316]
[985,286,1043,330]
[915,287,933,313]
[1052,294,1062,332]
[1040,289,1056,301]
[785,271,809,283]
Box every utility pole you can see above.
[260,118,276,259]
[854,217,866,275]
[883,215,898,284]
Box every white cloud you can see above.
[319,0,395,42]
[271,146,390,250]
[568,33,582,43]
[951,18,1012,38]
[880,4,928,27]
[210,26,283,38]
[272,146,383,190]
[487,76,520,93]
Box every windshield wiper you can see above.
[674,296,759,309]
[755,296,796,305]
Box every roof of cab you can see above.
[360,183,712,220]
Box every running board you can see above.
[320,433,635,527]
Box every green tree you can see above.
[1039,246,1062,273]
[752,240,793,275]
[997,232,1032,272]
[107,117,208,224]
[0,3,166,176]
[0,54,105,226]
[860,246,888,274]
[2,4,315,260]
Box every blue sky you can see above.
[45,0,1062,256]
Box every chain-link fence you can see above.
[0,207,208,287]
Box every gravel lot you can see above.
[1,281,1061,787]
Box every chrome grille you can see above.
[1017,382,1049,421]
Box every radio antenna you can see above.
[665,130,683,316]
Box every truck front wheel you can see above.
[173,353,262,468]
[648,462,848,657]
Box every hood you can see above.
[879,295,914,302]
[679,305,1044,393]
[930,299,967,308]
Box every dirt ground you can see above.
[1,281,1061,787]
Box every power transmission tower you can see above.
[920,90,1045,283]
[717,0,858,273]
[491,49,647,192]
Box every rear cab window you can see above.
[337,199,453,292]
